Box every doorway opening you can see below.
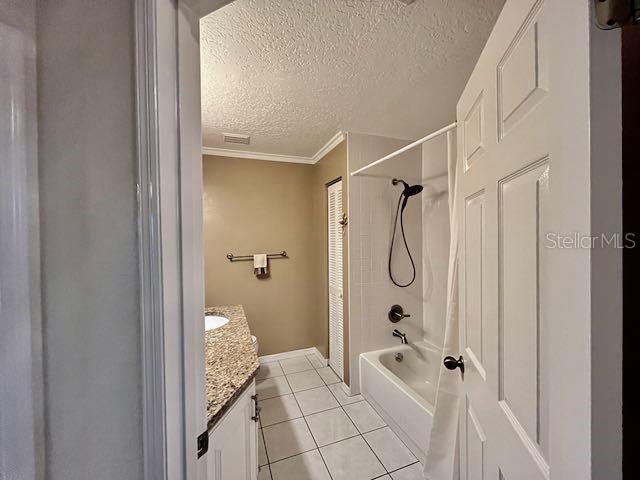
[135,0,622,479]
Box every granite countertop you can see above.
[205,305,260,430]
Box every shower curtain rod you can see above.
[350,122,457,177]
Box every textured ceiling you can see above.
[201,0,504,158]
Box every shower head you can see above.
[392,178,424,197]
[392,178,423,212]
[404,184,424,196]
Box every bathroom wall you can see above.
[348,132,423,393]
[421,134,453,349]
[37,1,143,478]
[311,141,349,378]
[203,155,319,356]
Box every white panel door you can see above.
[457,1,594,479]
[328,180,344,380]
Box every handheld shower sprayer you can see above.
[389,178,423,288]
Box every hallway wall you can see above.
[37,1,142,479]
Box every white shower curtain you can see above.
[423,131,461,480]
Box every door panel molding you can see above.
[463,90,486,170]
[497,0,548,140]
[463,189,486,379]
[497,157,549,448]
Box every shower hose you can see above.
[388,192,417,288]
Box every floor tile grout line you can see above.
[258,418,274,479]
[360,429,391,475]
[319,378,389,479]
[260,414,304,429]
[258,374,341,388]
[265,446,319,467]
[357,412,420,471]
[258,378,340,402]
[259,352,338,381]
[364,424,421,474]
[325,383,391,478]
[370,460,423,479]
[262,403,340,428]
[280,364,333,480]
[261,405,389,439]
[387,460,421,474]
[258,356,341,387]
[314,432,362,449]
[341,393,419,468]
[263,366,407,478]
[263,353,419,478]
[265,443,419,480]
[266,425,390,459]
[266,430,363,467]
[356,403,420,466]
[342,400,387,435]
[262,409,417,475]
[277,359,336,480]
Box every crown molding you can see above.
[201,147,316,164]
[312,131,345,163]
[202,131,344,165]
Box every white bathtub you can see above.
[359,341,440,462]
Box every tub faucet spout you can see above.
[392,329,408,344]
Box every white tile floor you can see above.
[257,352,423,480]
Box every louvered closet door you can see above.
[327,180,344,380]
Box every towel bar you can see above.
[226,251,288,262]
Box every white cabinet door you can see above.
[207,380,258,480]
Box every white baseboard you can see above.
[339,382,353,396]
[313,348,329,367]
[259,347,327,365]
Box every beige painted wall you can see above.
[203,145,349,368]
[203,155,318,355]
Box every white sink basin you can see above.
[205,315,229,331]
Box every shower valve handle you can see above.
[388,305,411,323]
[443,355,465,374]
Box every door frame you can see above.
[622,24,640,480]
[0,3,44,479]
[134,1,234,479]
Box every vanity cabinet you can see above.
[207,380,258,480]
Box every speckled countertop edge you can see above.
[205,305,260,430]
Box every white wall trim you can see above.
[177,3,208,479]
[202,131,344,165]
[0,5,44,478]
[201,147,316,164]
[259,347,328,365]
[134,1,168,479]
[338,382,353,397]
[312,131,345,163]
